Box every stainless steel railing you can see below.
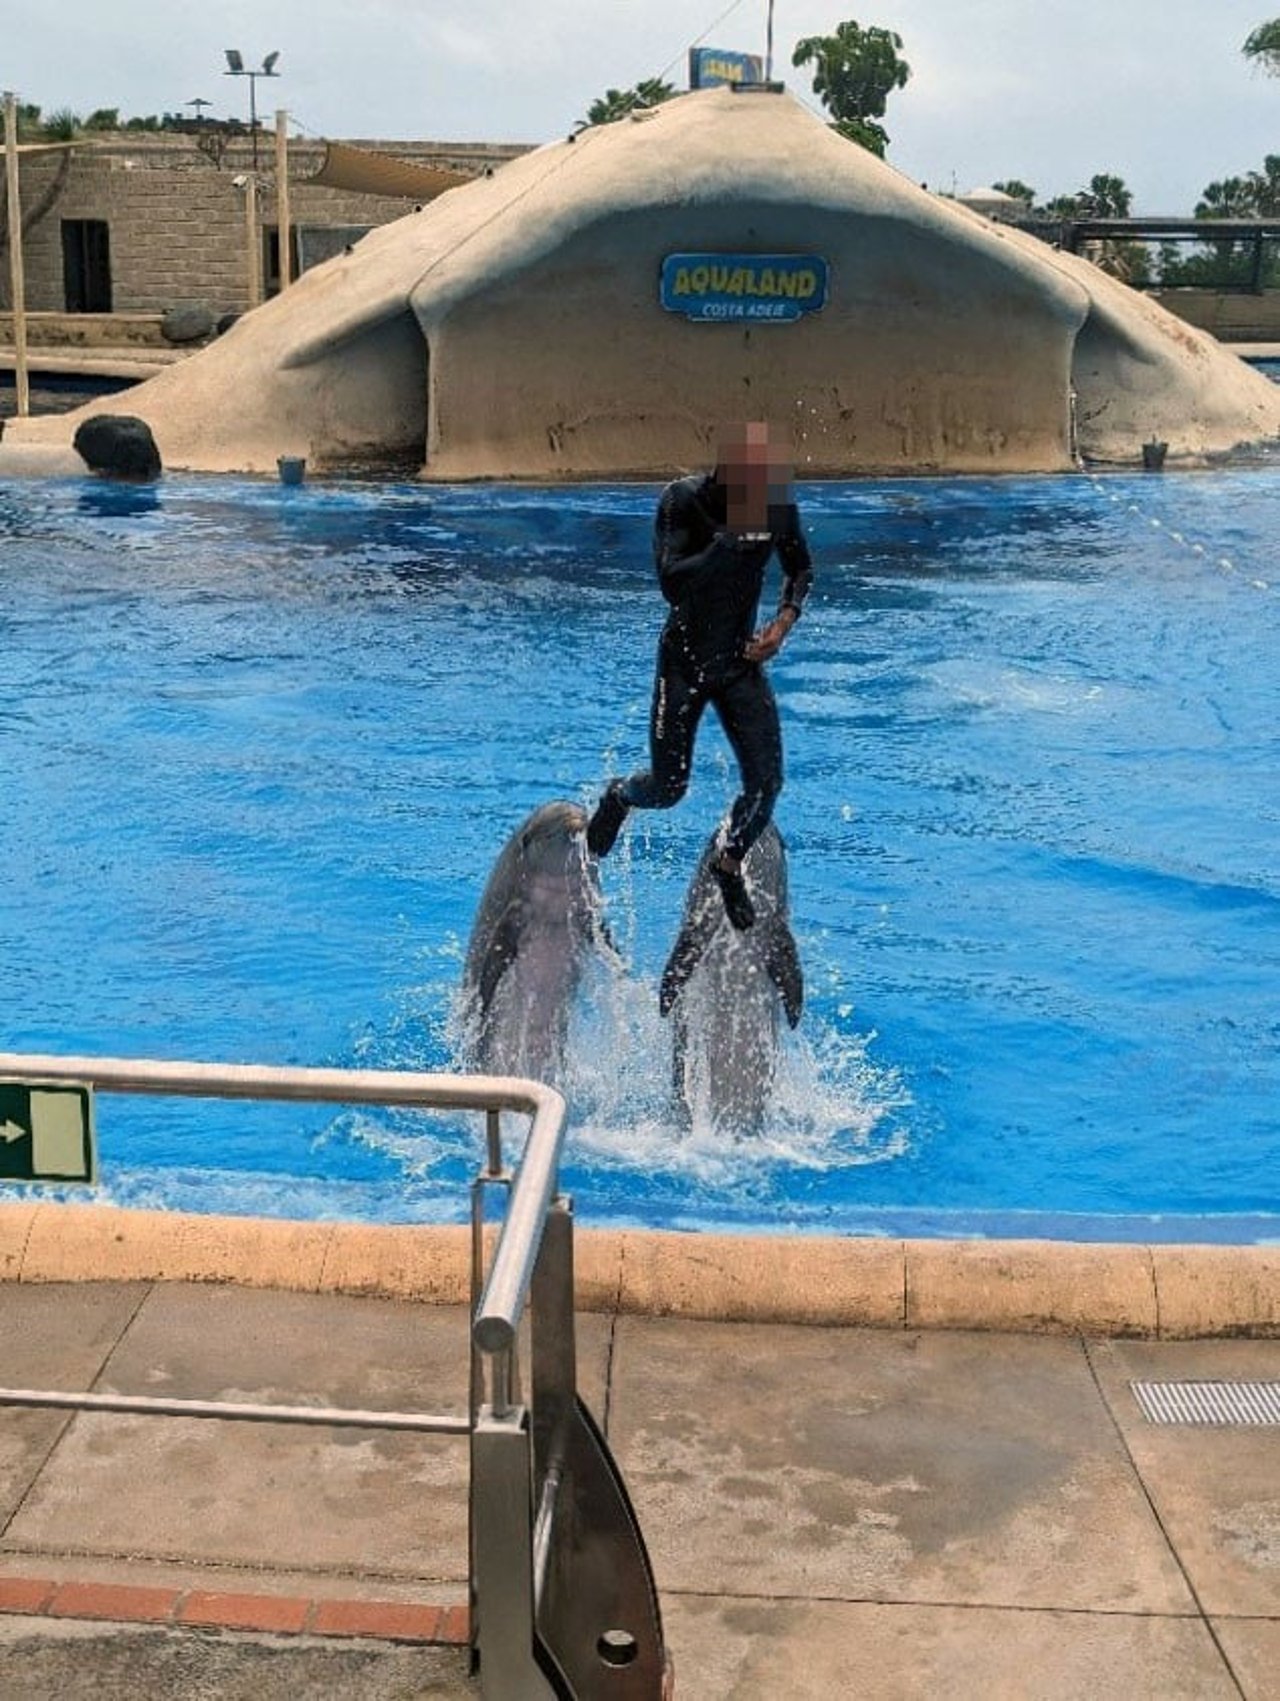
[0,1051,668,1699]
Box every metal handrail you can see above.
[0,1050,667,1697]
[0,1387,470,1432]
[0,1050,565,1367]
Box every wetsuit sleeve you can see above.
[653,480,733,605]
[774,504,813,619]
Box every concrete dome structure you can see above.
[8,87,1279,478]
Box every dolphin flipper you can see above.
[659,909,720,1017]
[765,921,804,1029]
[476,902,523,1012]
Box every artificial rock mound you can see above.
[9,88,1279,477]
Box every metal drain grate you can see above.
[1131,1381,1280,1426]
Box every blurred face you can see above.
[717,422,794,530]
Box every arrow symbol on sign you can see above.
[0,1120,28,1144]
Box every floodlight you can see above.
[222,49,284,172]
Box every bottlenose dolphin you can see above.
[659,823,803,1133]
[461,800,610,1084]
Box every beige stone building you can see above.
[1,129,528,319]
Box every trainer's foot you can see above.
[713,855,755,930]
[586,782,629,858]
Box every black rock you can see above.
[215,312,241,337]
[160,304,215,344]
[73,414,162,482]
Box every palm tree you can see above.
[1246,153,1280,214]
[1243,19,1280,74]
[1195,176,1258,219]
[1084,174,1132,217]
[580,78,676,128]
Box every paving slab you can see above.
[0,1283,144,1524]
[4,1287,609,1587]
[0,1283,145,1388]
[608,1318,1193,1612]
[1089,1337,1280,1618]
[3,1279,1277,1698]
[0,1616,473,1699]
[1213,1618,1280,1701]
[662,1596,1238,1701]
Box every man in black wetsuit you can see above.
[586,420,812,930]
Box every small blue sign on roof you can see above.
[660,254,829,323]
[689,47,764,89]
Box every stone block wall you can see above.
[1149,287,1280,343]
[1,133,528,317]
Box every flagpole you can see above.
[3,91,31,418]
[765,0,775,81]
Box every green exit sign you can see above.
[0,1080,97,1186]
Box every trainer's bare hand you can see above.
[743,612,795,663]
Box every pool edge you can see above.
[1,1203,1275,1339]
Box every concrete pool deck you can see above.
[0,1208,1276,1695]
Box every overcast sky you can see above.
[9,0,1279,213]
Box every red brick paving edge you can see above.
[0,1575,469,1644]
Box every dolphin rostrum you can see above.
[461,800,611,1084]
[659,823,803,1133]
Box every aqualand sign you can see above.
[660,254,829,323]
[688,46,763,89]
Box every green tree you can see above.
[581,77,677,127]
[40,108,81,141]
[1187,178,1258,286]
[1243,18,1280,74]
[992,179,1036,208]
[1195,175,1258,218]
[14,102,44,140]
[1246,152,1280,213]
[1159,157,1280,287]
[791,19,911,157]
[1081,173,1132,217]
[1038,175,1142,279]
[83,108,121,131]
[1037,175,1131,219]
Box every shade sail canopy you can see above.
[307,141,472,199]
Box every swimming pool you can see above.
[2,466,1278,1241]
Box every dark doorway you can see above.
[62,220,113,312]
[263,224,302,298]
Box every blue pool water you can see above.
[2,466,1278,1240]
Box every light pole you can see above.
[3,90,30,416]
[223,50,280,173]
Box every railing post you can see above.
[472,1405,560,1700]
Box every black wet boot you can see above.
[713,857,755,930]
[586,782,630,858]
